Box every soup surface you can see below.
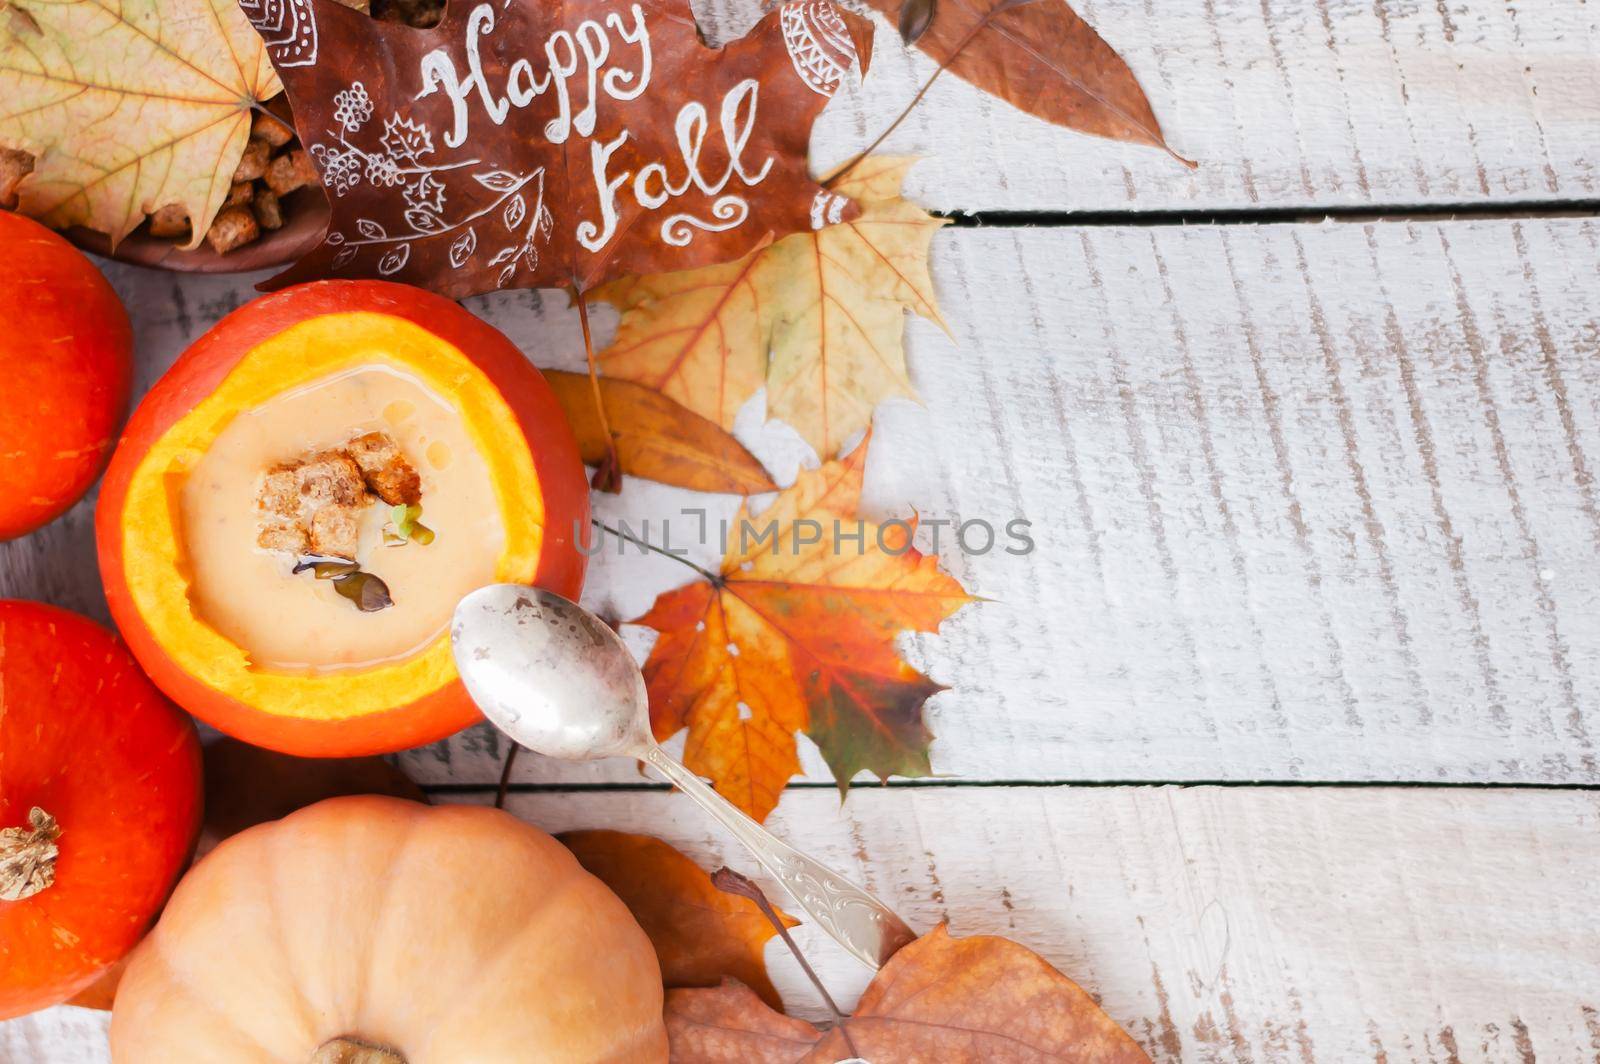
[181,363,505,672]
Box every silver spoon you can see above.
[451,583,917,969]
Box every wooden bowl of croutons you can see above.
[64,195,330,274]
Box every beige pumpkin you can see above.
[110,796,668,1063]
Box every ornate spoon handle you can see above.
[641,744,916,968]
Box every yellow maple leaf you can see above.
[594,243,772,435]
[594,157,947,459]
[0,0,281,247]
[633,437,974,821]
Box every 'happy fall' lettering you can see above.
[418,2,653,149]
[576,78,773,251]
[413,1,776,254]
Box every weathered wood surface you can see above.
[797,0,1600,212]
[5,217,1597,790]
[5,7,1599,1054]
[9,785,1600,1062]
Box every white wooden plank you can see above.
[786,0,1600,211]
[10,785,1600,1061]
[4,218,1596,790]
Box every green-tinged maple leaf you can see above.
[0,0,281,246]
[630,437,974,821]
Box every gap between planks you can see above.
[938,198,1600,229]
[422,778,1600,795]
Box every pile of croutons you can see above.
[258,432,423,562]
[152,112,320,255]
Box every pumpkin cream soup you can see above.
[180,364,503,672]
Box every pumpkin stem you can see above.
[312,1037,408,1064]
[0,806,61,902]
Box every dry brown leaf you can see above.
[665,982,823,1062]
[632,436,973,822]
[562,830,796,1009]
[596,157,945,460]
[0,0,281,246]
[545,370,777,496]
[896,0,937,44]
[863,0,1185,160]
[666,925,1152,1063]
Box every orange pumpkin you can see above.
[96,280,589,757]
[110,796,669,1062]
[0,212,132,540]
[0,600,201,1020]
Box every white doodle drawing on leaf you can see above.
[488,171,553,288]
[306,82,553,276]
[333,83,373,132]
[450,229,477,268]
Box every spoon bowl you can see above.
[451,584,650,761]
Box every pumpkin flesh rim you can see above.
[115,311,545,722]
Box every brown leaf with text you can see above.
[597,157,945,459]
[0,0,281,246]
[562,830,796,1009]
[249,0,871,296]
[631,436,973,821]
[862,0,1186,161]
[546,370,776,495]
[666,925,1152,1062]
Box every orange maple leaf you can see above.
[632,438,975,821]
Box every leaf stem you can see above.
[825,0,1041,190]
[591,520,720,582]
[711,868,848,1024]
[495,742,520,809]
[571,284,622,493]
